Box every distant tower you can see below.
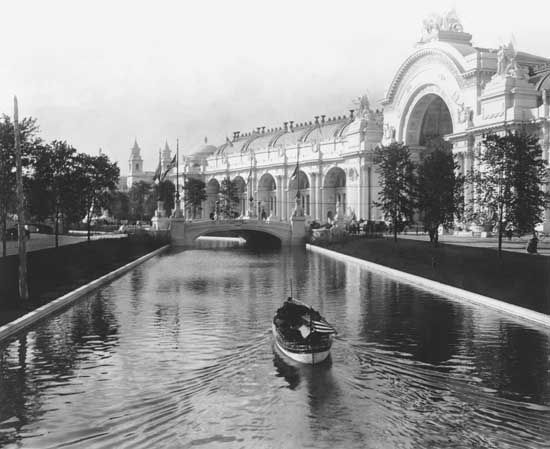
[129,139,143,175]
[161,140,172,171]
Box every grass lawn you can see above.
[316,236,550,314]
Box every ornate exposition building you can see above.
[132,12,550,230]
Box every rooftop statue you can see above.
[355,94,374,120]
[496,42,527,79]
[422,9,464,40]
[357,94,370,115]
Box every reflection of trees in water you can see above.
[153,303,181,348]
[0,335,41,447]
[318,256,346,293]
[472,323,550,404]
[222,276,243,295]
[0,291,120,447]
[185,278,209,294]
[129,268,145,315]
[360,277,463,365]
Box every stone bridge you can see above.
[170,216,306,247]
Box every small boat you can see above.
[272,297,336,364]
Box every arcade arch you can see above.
[232,176,247,216]
[288,171,311,216]
[206,178,220,217]
[323,167,346,221]
[258,173,277,218]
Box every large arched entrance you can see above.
[405,94,453,147]
[257,173,277,218]
[323,167,346,222]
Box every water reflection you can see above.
[0,242,549,448]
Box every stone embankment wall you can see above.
[0,233,169,307]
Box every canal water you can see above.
[1,240,550,449]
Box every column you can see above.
[310,173,317,221]
[366,166,372,221]
[319,187,325,223]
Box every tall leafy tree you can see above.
[0,114,40,256]
[76,153,120,241]
[153,180,175,216]
[467,130,548,257]
[128,181,153,221]
[219,177,240,218]
[107,190,130,222]
[374,142,417,242]
[183,177,206,218]
[417,138,464,246]
[29,141,82,247]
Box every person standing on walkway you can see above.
[526,235,539,254]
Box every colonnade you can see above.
[186,163,382,224]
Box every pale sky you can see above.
[2,0,549,173]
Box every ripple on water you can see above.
[1,246,550,449]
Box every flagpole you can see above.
[156,148,161,205]
[175,138,182,218]
[14,96,29,301]
[296,143,300,199]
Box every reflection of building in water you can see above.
[140,11,550,230]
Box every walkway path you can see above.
[2,233,125,257]
[396,232,550,256]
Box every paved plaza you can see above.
[398,232,550,256]
[2,233,125,257]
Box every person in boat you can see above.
[274,298,323,338]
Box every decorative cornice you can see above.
[383,47,469,106]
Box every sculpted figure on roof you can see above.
[442,9,463,32]
[422,10,463,39]
[496,42,527,79]
[356,94,373,120]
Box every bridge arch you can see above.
[174,219,294,247]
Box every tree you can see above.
[467,130,548,257]
[183,177,206,218]
[128,181,153,222]
[416,138,464,246]
[374,143,417,242]
[153,180,175,216]
[219,177,240,218]
[107,190,130,222]
[0,114,40,256]
[77,153,120,241]
[29,141,83,247]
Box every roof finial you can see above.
[204,136,208,144]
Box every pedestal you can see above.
[152,201,170,230]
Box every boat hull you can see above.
[272,324,332,364]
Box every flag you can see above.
[152,159,162,183]
[226,136,234,147]
[161,153,177,181]
[311,320,337,334]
